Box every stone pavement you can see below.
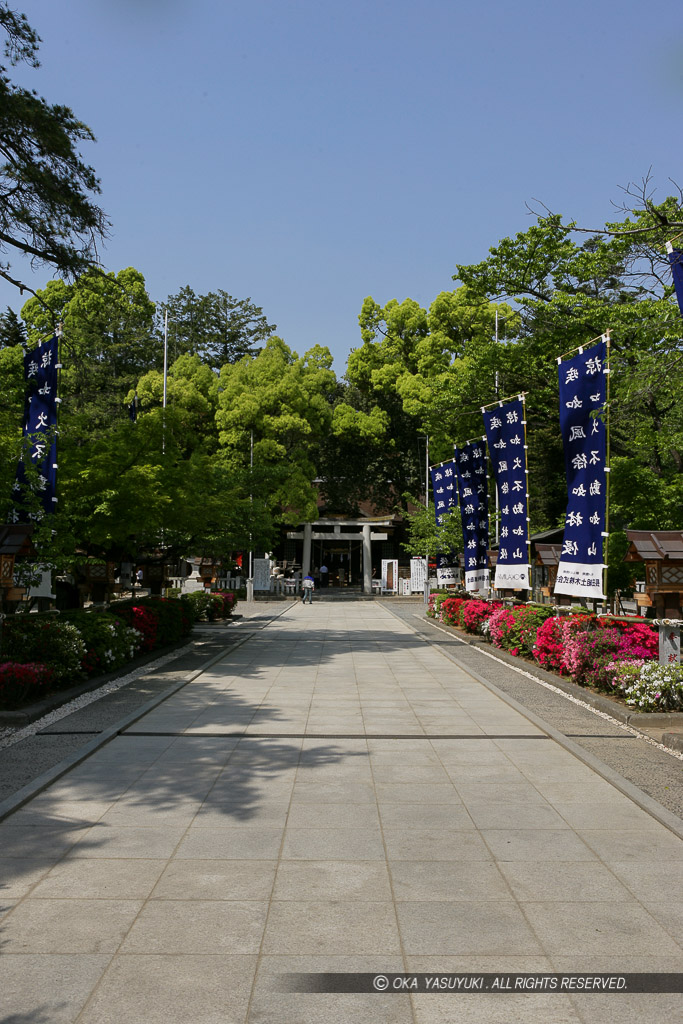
[0,600,682,1023]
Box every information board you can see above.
[410,557,427,592]
[252,558,272,591]
[381,559,398,593]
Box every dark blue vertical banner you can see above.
[429,459,457,526]
[483,397,531,589]
[10,336,59,522]
[667,245,683,317]
[554,337,608,599]
[454,442,490,591]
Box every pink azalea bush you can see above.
[0,662,53,708]
[489,604,554,657]
[439,597,467,628]
[461,599,500,635]
[532,613,596,675]
[564,621,658,689]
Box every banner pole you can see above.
[604,331,611,608]
[522,393,531,589]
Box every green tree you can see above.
[216,337,336,527]
[158,286,275,369]
[21,268,157,436]
[0,305,25,346]
[0,4,108,298]
[401,502,463,560]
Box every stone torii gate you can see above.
[286,518,390,594]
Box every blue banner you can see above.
[10,336,59,523]
[668,246,683,317]
[483,398,530,589]
[555,338,608,599]
[430,460,457,526]
[454,442,490,591]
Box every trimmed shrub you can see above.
[427,591,453,619]
[2,616,86,683]
[62,610,142,676]
[461,599,499,635]
[440,597,467,628]
[488,604,554,657]
[564,628,622,688]
[110,603,158,651]
[0,662,53,708]
[184,590,236,622]
[140,597,184,646]
[532,613,598,675]
[604,660,683,712]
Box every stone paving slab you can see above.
[0,600,681,1023]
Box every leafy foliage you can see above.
[0,4,108,296]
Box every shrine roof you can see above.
[625,531,683,561]
[0,524,34,556]
[535,543,563,566]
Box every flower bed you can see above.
[428,596,666,712]
[2,617,86,684]
[62,611,142,675]
[461,599,500,635]
[0,593,222,708]
[605,661,683,712]
[0,661,53,708]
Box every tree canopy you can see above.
[0,3,108,300]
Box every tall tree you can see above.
[216,337,336,526]
[0,4,108,300]
[21,268,157,436]
[0,305,25,347]
[157,287,275,369]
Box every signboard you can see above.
[381,559,398,593]
[400,578,411,596]
[659,624,681,666]
[410,557,427,592]
[252,558,272,591]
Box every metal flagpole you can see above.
[494,312,500,543]
[249,428,254,582]
[162,310,168,455]
[603,332,611,608]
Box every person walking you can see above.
[319,563,329,588]
[301,573,315,604]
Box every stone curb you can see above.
[425,616,683,748]
[386,606,683,841]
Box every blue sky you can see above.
[3,0,682,369]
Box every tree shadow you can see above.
[0,609,427,898]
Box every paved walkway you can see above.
[1,600,682,1023]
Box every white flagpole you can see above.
[163,310,168,410]
[162,310,168,455]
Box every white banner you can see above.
[437,565,459,587]
[554,560,605,599]
[494,564,530,590]
[465,568,490,592]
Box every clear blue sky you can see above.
[3,0,682,369]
